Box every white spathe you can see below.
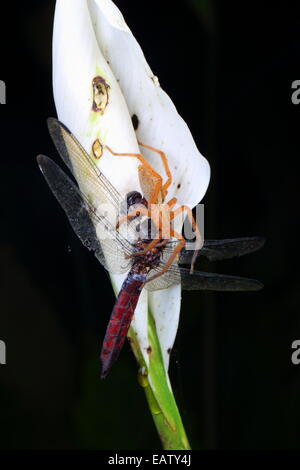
[53,0,149,367]
[53,0,210,371]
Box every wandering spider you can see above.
[105,141,202,283]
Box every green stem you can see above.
[111,277,190,449]
[128,310,191,450]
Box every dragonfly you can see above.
[37,119,264,378]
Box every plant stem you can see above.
[128,310,191,450]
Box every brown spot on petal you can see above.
[167,347,172,355]
[146,346,152,355]
[92,139,103,159]
[92,76,110,114]
[177,183,181,189]
[131,114,139,130]
[151,75,160,87]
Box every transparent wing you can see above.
[47,118,123,209]
[145,261,263,292]
[164,236,265,264]
[145,248,181,291]
[37,155,132,274]
[47,118,140,246]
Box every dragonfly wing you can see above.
[47,118,140,246]
[145,261,263,292]
[37,155,132,274]
[165,236,265,264]
[199,237,266,261]
[178,267,263,291]
[145,267,180,291]
[47,118,122,208]
[145,249,181,291]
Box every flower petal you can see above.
[53,0,140,194]
[90,0,211,207]
[53,0,151,367]
[148,284,181,369]
[90,0,210,369]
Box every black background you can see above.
[0,0,299,450]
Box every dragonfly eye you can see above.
[126,191,144,208]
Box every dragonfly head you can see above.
[126,191,148,210]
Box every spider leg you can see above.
[137,141,172,194]
[126,207,164,258]
[106,146,161,182]
[171,205,202,273]
[167,197,177,208]
[155,239,169,248]
[116,207,149,229]
[146,229,186,283]
[130,236,170,258]
[125,204,172,259]
[127,238,162,259]
[106,145,164,204]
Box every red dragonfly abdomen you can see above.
[101,272,147,378]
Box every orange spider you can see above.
[105,141,202,282]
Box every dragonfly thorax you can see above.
[131,239,164,274]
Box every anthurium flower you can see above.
[89,0,210,366]
[53,0,210,447]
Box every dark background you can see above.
[0,0,299,450]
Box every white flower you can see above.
[53,0,210,375]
